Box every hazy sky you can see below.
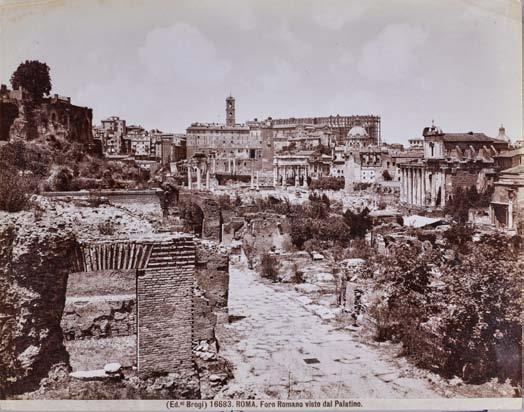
[0,0,521,144]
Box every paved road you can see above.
[216,259,442,399]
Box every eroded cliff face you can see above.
[0,212,78,396]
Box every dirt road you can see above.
[216,258,442,399]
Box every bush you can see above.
[0,171,36,212]
[309,177,344,191]
[382,169,393,181]
[98,220,116,235]
[260,253,278,281]
[343,207,372,238]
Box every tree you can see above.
[10,60,52,100]
[343,207,372,238]
[382,169,393,181]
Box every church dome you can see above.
[347,125,369,138]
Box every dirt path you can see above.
[216,259,442,399]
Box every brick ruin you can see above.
[0,221,229,395]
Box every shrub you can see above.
[0,171,35,212]
[343,207,372,238]
[309,177,344,191]
[382,169,393,181]
[98,220,116,235]
[260,253,278,281]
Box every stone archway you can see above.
[177,190,222,242]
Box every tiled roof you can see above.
[438,133,503,143]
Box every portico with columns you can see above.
[400,163,447,208]
[187,156,211,191]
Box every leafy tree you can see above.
[382,169,393,181]
[343,207,372,238]
[10,60,52,100]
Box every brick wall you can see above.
[137,236,195,376]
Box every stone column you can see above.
[250,168,254,189]
[283,165,287,187]
[441,172,446,208]
[228,159,232,174]
[508,200,514,230]
[206,169,210,190]
[295,166,300,187]
[408,168,414,205]
[233,159,236,175]
[213,158,217,174]
[273,165,279,187]
[417,169,422,206]
[196,166,201,190]
[256,171,260,190]
[188,167,192,189]
[303,165,308,187]
[400,169,407,202]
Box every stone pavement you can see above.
[216,259,442,399]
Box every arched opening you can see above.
[179,201,205,237]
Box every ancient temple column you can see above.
[295,166,300,186]
[250,168,255,189]
[188,167,193,190]
[417,169,423,206]
[212,158,217,174]
[508,200,514,230]
[256,171,260,190]
[441,172,446,208]
[400,169,406,202]
[283,165,287,187]
[196,166,201,190]
[303,165,308,187]
[273,165,279,186]
[206,169,210,190]
[408,168,413,205]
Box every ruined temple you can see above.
[0,84,96,151]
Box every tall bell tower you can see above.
[226,95,235,127]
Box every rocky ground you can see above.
[215,257,518,399]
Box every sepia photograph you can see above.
[0,0,522,409]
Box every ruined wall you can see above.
[137,236,195,376]
[0,212,78,396]
[2,96,95,151]
[193,242,229,342]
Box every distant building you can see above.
[186,96,267,175]
[95,116,127,155]
[0,84,95,151]
[399,122,510,208]
[490,164,524,234]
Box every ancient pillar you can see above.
[295,166,300,187]
[206,169,210,190]
[188,167,192,189]
[508,200,513,230]
[256,171,260,190]
[196,166,201,190]
[213,158,217,174]
[283,165,287,187]
[228,159,232,174]
[303,165,308,187]
[273,165,279,187]
[400,169,406,202]
[441,172,446,208]
[233,159,236,175]
[250,169,254,189]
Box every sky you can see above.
[0,0,521,144]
